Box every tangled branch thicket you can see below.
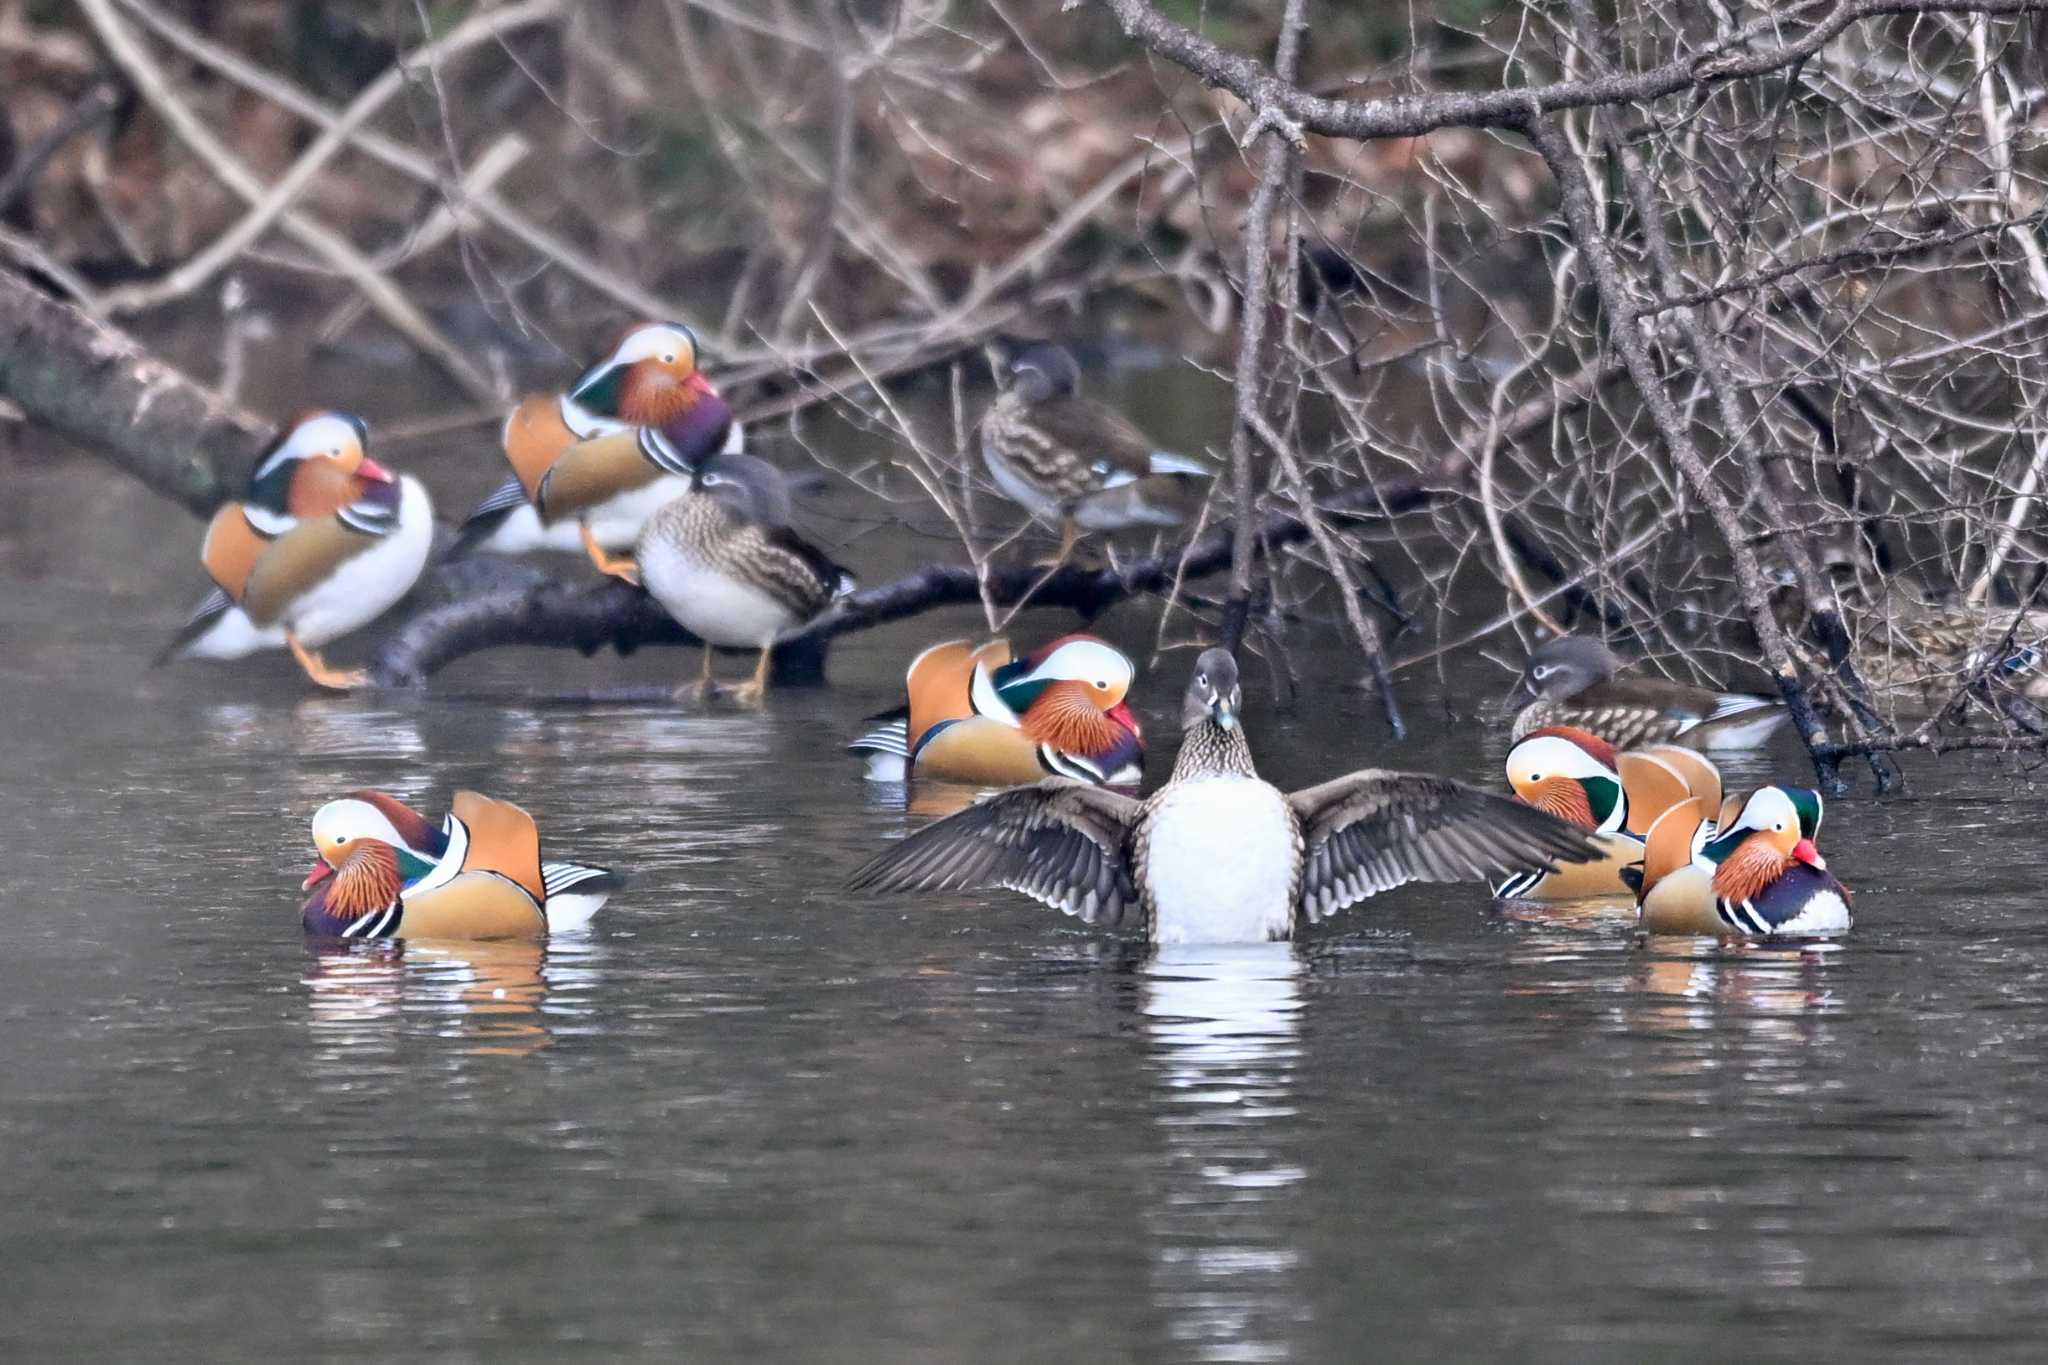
[7,1,2048,788]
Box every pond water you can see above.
[6,365,2048,1363]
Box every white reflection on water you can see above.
[304,936,605,1060]
[1141,943,1309,1363]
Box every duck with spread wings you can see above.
[850,649,1602,944]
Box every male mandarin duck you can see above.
[449,322,742,581]
[157,411,433,689]
[638,450,856,703]
[850,649,1601,944]
[1506,636,1789,751]
[1625,785,1850,938]
[301,789,618,939]
[1490,728,1721,900]
[849,635,1145,786]
[979,341,1213,564]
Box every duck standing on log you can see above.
[638,451,856,704]
[157,410,433,690]
[450,321,741,582]
[978,341,1213,566]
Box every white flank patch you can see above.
[580,475,692,551]
[543,889,610,932]
[290,477,435,646]
[1772,889,1852,937]
[1144,776,1296,944]
[470,502,587,556]
[181,605,288,660]
[638,537,795,646]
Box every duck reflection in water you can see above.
[1141,943,1310,1362]
[304,938,581,1058]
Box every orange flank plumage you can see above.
[502,394,577,501]
[199,504,269,604]
[450,791,547,905]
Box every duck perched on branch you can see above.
[451,322,741,582]
[851,649,1600,943]
[638,451,856,703]
[979,341,1213,565]
[157,410,432,690]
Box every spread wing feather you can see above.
[847,781,1142,926]
[1288,770,1605,922]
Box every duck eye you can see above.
[1096,679,1108,689]
[661,352,677,364]
[1532,664,1552,680]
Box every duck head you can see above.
[990,635,1143,758]
[694,451,795,527]
[304,791,444,890]
[1705,786,1828,902]
[1002,340,1081,405]
[1506,636,1623,712]
[300,836,404,937]
[247,411,391,520]
[1504,728,1624,832]
[1181,648,1241,731]
[569,322,714,427]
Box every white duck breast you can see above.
[1143,776,1298,944]
[637,536,797,647]
[1768,889,1852,936]
[288,476,435,647]
[466,501,587,556]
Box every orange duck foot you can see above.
[288,635,368,691]
[580,528,642,586]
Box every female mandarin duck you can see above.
[850,649,1601,944]
[1626,785,1850,938]
[979,342,1213,564]
[849,635,1145,786]
[638,450,856,703]
[450,322,742,582]
[301,790,618,939]
[1492,729,1723,900]
[1506,636,1789,751]
[157,411,432,689]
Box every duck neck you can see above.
[1019,683,1122,757]
[1711,835,1789,903]
[1171,719,1257,781]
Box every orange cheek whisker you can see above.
[1522,777,1595,829]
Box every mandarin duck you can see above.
[157,411,432,689]
[302,789,618,939]
[1506,636,1789,751]
[978,341,1213,565]
[449,322,741,582]
[850,649,1601,944]
[638,450,856,704]
[1624,785,1848,938]
[849,635,1145,786]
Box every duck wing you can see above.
[846,781,1143,927]
[1288,771,1606,923]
